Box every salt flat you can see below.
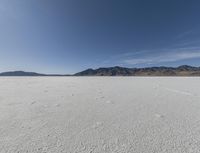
[0,77,200,153]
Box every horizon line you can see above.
[0,64,199,75]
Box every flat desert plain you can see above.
[0,77,200,153]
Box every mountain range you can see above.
[1,65,200,76]
[74,65,200,76]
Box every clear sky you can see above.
[0,0,200,74]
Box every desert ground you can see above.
[0,77,200,153]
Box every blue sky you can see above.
[0,0,200,74]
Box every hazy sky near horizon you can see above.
[0,0,200,74]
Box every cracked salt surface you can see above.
[0,77,200,153]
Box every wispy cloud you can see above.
[123,47,200,65]
[174,40,200,47]
[175,30,194,40]
[100,50,152,68]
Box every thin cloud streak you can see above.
[123,49,200,65]
[175,30,194,40]
[101,50,149,65]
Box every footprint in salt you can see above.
[57,140,63,147]
[95,96,103,101]
[78,142,86,151]
[92,122,103,129]
[55,104,60,107]
[94,97,99,101]
[106,100,114,104]
[31,101,36,105]
[155,113,164,119]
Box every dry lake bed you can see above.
[0,77,200,153]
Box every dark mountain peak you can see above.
[178,65,193,68]
[74,68,95,76]
[112,66,127,69]
[177,65,197,71]
[83,68,94,72]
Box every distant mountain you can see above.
[75,65,200,76]
[0,71,46,76]
[0,71,70,76]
